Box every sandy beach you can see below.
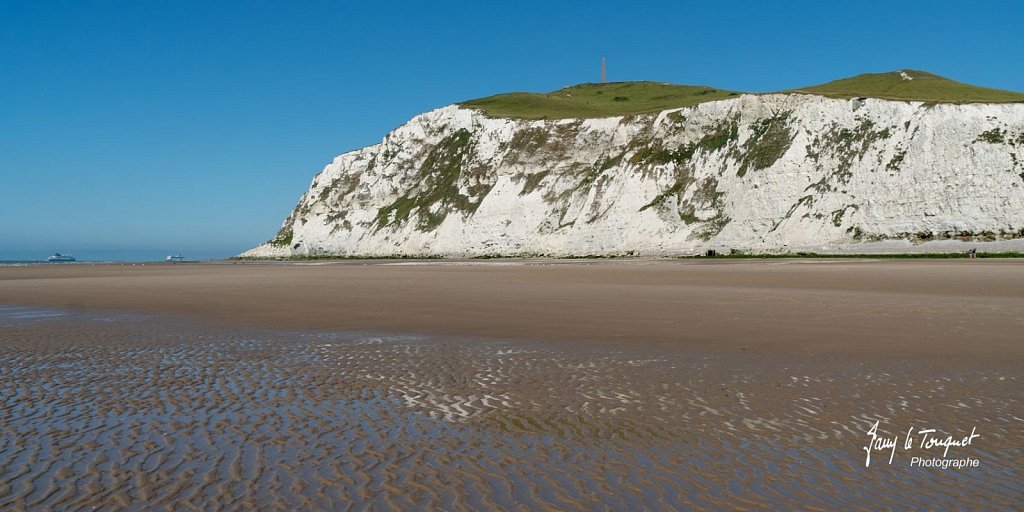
[1,259,1022,510]
[2,259,1022,359]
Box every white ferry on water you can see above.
[46,253,76,262]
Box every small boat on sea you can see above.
[46,253,76,262]
[166,255,187,262]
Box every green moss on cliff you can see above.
[975,128,1006,144]
[809,119,893,184]
[517,169,551,196]
[887,148,907,172]
[688,177,730,240]
[317,172,361,203]
[698,119,739,152]
[373,129,493,232]
[268,228,294,248]
[640,179,692,212]
[628,141,695,167]
[736,114,794,177]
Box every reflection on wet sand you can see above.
[1,306,1020,510]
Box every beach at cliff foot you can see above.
[1,260,1021,510]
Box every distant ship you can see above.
[166,255,187,262]
[46,253,76,262]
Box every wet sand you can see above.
[2,259,1023,359]
[1,260,1022,510]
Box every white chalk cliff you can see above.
[243,93,1024,257]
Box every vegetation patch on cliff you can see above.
[503,127,550,162]
[830,205,858,227]
[897,228,1024,244]
[736,113,794,177]
[373,129,494,232]
[317,172,362,203]
[502,122,580,164]
[887,148,907,172]
[515,169,552,196]
[974,128,1007,144]
[698,119,740,152]
[638,118,741,214]
[268,227,294,248]
[629,118,739,178]
[687,177,731,240]
[639,170,729,240]
[640,179,691,213]
[807,119,893,184]
[628,140,695,168]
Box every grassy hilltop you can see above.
[461,82,739,120]
[461,70,1024,119]
[790,69,1024,103]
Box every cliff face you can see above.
[243,94,1024,257]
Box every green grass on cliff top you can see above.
[460,82,740,120]
[789,69,1024,104]
[461,70,1024,119]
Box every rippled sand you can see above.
[1,306,1020,510]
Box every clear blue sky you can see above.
[2,0,1022,260]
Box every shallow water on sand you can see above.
[0,306,1020,510]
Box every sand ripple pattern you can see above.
[0,306,1021,510]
